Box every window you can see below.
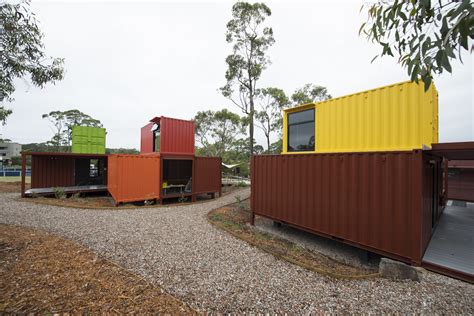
[287,109,315,152]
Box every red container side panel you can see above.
[251,151,430,264]
[194,157,222,195]
[31,155,75,188]
[448,168,474,202]
[140,122,154,154]
[108,154,160,204]
[160,117,195,156]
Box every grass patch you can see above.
[208,200,379,280]
[0,176,30,183]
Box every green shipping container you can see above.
[71,126,106,154]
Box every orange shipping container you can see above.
[107,154,160,204]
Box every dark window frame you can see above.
[287,108,315,152]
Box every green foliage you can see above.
[255,87,290,151]
[0,0,64,124]
[42,110,103,151]
[10,156,22,166]
[0,106,12,126]
[291,84,332,106]
[220,2,275,155]
[193,108,247,157]
[53,187,66,199]
[361,0,473,91]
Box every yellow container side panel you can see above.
[283,81,439,154]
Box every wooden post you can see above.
[21,153,26,198]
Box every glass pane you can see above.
[288,122,315,152]
[288,109,314,125]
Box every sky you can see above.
[1,0,473,149]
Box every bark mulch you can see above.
[0,224,195,314]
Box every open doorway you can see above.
[161,159,192,197]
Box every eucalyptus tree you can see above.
[1,0,64,124]
[255,87,289,152]
[360,0,473,90]
[220,2,275,155]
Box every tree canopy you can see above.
[361,0,473,90]
[255,87,289,151]
[0,0,65,125]
[42,110,103,151]
[220,1,275,156]
[291,84,332,105]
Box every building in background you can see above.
[0,142,22,164]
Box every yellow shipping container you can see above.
[282,81,438,154]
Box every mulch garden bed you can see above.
[208,199,379,280]
[0,224,195,314]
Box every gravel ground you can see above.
[1,190,473,313]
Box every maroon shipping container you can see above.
[251,150,442,265]
[140,116,195,156]
[448,160,474,202]
[31,154,75,188]
[22,152,108,197]
[140,122,154,154]
[194,156,222,196]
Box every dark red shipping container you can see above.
[140,116,195,156]
[22,152,108,197]
[251,150,442,265]
[194,156,222,196]
[448,160,474,202]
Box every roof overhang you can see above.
[429,142,474,160]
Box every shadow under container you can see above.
[107,154,161,205]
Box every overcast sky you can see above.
[1,0,472,149]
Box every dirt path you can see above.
[0,190,472,313]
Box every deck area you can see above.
[423,203,474,282]
[25,185,108,196]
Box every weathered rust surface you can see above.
[251,150,440,264]
[193,157,221,195]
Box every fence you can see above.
[0,167,31,177]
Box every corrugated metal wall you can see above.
[140,122,155,154]
[448,166,474,202]
[194,157,221,195]
[71,126,106,154]
[31,155,75,188]
[251,151,437,264]
[108,154,160,204]
[160,117,195,155]
[282,81,438,154]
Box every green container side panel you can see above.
[71,126,106,154]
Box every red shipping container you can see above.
[193,156,222,196]
[140,116,195,156]
[108,154,160,204]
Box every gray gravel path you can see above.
[1,190,473,313]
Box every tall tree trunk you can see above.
[267,134,270,153]
[249,97,254,156]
